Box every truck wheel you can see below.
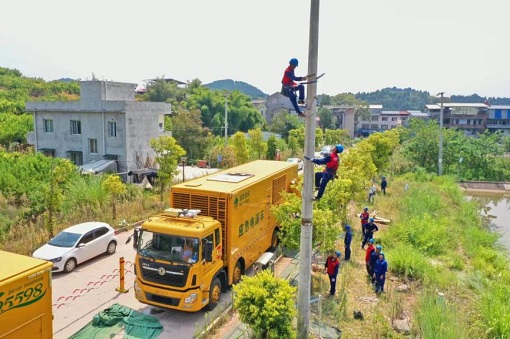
[232,261,242,284]
[64,258,77,273]
[206,277,221,311]
[106,241,117,254]
[269,229,279,252]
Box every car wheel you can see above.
[106,241,117,254]
[206,277,222,311]
[64,258,77,273]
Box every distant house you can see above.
[426,103,488,135]
[26,81,172,181]
[251,99,267,119]
[486,105,510,135]
[322,105,356,137]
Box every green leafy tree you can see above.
[231,132,250,165]
[149,136,186,200]
[207,144,236,168]
[266,135,278,160]
[267,111,302,139]
[318,107,334,130]
[324,128,350,147]
[247,128,267,160]
[102,174,127,221]
[142,78,182,103]
[42,159,76,238]
[171,107,208,162]
[233,269,296,339]
[0,113,33,147]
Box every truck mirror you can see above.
[126,229,139,250]
[204,241,213,262]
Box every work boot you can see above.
[298,100,305,105]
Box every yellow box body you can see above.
[0,251,53,339]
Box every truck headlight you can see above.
[51,257,62,263]
[134,281,141,293]
[184,293,198,304]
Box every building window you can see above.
[69,152,83,166]
[108,121,117,137]
[391,117,398,122]
[371,124,379,129]
[381,117,388,121]
[371,116,379,121]
[89,138,98,154]
[70,120,82,135]
[43,119,53,133]
[41,149,55,157]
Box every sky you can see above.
[1,0,509,98]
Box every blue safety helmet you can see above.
[335,144,344,153]
[335,250,341,258]
[376,245,382,251]
[369,217,375,222]
[289,58,299,66]
[368,238,375,244]
[364,207,368,211]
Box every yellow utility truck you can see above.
[0,251,53,338]
[130,160,298,312]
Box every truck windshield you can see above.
[137,230,199,264]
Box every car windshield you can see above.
[137,230,199,265]
[48,231,82,247]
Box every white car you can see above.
[287,158,304,171]
[33,222,118,273]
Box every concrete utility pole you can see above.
[297,0,320,337]
[438,92,444,175]
[224,92,229,147]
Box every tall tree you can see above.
[231,132,250,165]
[149,136,186,200]
[171,107,208,162]
[102,174,127,221]
[247,128,267,160]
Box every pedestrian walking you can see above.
[359,207,369,237]
[381,176,387,195]
[370,245,382,284]
[344,225,352,261]
[362,218,379,249]
[324,250,341,296]
[364,239,375,276]
[373,251,388,293]
[368,182,377,202]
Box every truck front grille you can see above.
[139,259,189,287]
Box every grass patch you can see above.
[415,292,469,339]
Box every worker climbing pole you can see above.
[297,0,320,338]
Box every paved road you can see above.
[52,230,232,339]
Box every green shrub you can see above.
[386,214,450,256]
[480,282,510,337]
[233,270,297,338]
[386,245,431,280]
[416,292,469,339]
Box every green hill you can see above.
[204,79,267,99]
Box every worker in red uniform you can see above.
[305,144,344,201]
[281,58,309,117]
[359,207,370,237]
[324,250,341,296]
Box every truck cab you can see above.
[132,211,225,312]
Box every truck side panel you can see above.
[172,166,295,285]
[0,252,53,339]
